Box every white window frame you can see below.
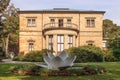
[86,17,96,27]
[27,18,36,27]
[50,19,55,27]
[29,43,34,51]
[67,19,72,27]
[48,35,53,50]
[57,35,64,53]
[68,35,73,48]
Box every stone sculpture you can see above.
[43,50,76,70]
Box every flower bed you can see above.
[10,64,107,76]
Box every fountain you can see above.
[37,50,76,70]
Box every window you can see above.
[86,40,94,46]
[88,43,93,46]
[57,35,64,53]
[50,19,55,27]
[29,43,34,51]
[102,40,107,48]
[27,18,36,27]
[27,40,35,51]
[68,35,73,48]
[58,19,63,27]
[103,42,106,48]
[48,35,53,50]
[67,19,72,27]
[86,18,95,27]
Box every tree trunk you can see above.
[5,34,9,57]
[1,37,6,56]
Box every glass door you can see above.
[57,35,64,54]
[58,19,63,27]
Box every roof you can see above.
[19,8,105,14]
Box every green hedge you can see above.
[22,51,43,62]
[66,46,105,62]
[113,49,120,61]
[13,49,53,62]
[104,50,116,62]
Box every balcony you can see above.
[42,23,79,34]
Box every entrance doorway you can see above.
[57,35,64,54]
[58,19,63,27]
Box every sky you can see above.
[10,0,120,26]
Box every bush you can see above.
[13,49,53,62]
[10,64,41,75]
[22,51,43,62]
[13,52,24,61]
[41,49,53,55]
[66,46,104,62]
[113,49,120,61]
[104,50,116,62]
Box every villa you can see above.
[19,8,105,55]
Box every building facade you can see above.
[19,8,105,55]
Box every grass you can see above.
[0,62,120,80]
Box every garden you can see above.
[0,62,120,80]
[0,46,120,80]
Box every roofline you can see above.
[18,10,105,14]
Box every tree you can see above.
[103,19,120,61]
[0,0,10,56]
[103,19,120,48]
[103,19,119,39]
[1,4,19,56]
[0,0,10,12]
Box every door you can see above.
[58,19,63,27]
[57,35,64,54]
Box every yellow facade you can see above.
[19,8,105,55]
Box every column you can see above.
[46,35,49,49]
[76,36,78,47]
[73,35,76,47]
[64,34,68,49]
[42,36,45,49]
[53,34,57,54]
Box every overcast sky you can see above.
[10,0,120,26]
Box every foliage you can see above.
[10,63,107,76]
[0,0,10,57]
[104,50,116,62]
[66,46,104,62]
[113,49,120,61]
[13,49,53,62]
[41,49,53,55]
[22,51,43,62]
[40,68,53,73]
[103,19,119,39]
[103,19,120,61]
[107,37,120,61]
[10,64,41,75]
[0,0,10,12]
[0,62,120,80]
[13,52,24,61]
[0,4,19,57]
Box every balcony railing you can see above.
[42,23,79,33]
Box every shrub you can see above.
[10,64,41,75]
[66,46,104,62]
[13,52,24,61]
[104,50,116,62]
[22,51,43,62]
[41,49,53,55]
[113,49,120,61]
[13,49,53,62]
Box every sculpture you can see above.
[43,50,76,70]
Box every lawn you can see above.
[0,62,120,80]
